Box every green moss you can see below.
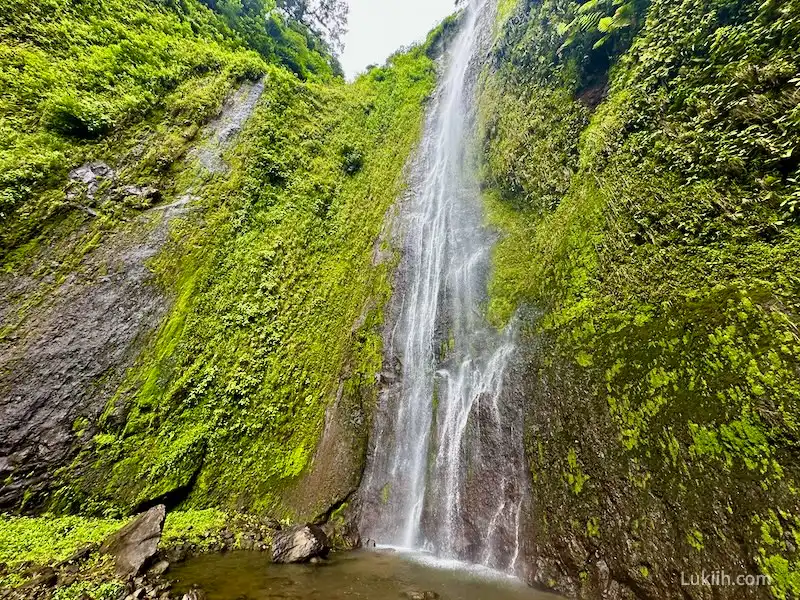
[480,0,800,593]
[0,514,125,569]
[52,44,436,517]
[0,0,339,260]
[380,484,391,505]
[564,448,590,495]
[161,509,228,551]
[586,516,600,538]
[686,529,704,552]
[52,581,123,600]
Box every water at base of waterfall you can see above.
[359,0,529,576]
[168,550,560,600]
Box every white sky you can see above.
[341,0,458,80]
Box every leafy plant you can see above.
[560,0,646,51]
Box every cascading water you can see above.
[359,0,529,575]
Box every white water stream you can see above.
[360,0,528,575]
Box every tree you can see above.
[276,0,348,53]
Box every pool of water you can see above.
[168,549,560,600]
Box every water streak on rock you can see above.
[360,0,528,574]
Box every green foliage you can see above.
[561,0,648,51]
[162,509,228,550]
[492,0,647,95]
[616,0,800,200]
[481,0,800,593]
[58,47,436,516]
[479,80,588,215]
[52,581,123,600]
[0,0,337,259]
[0,514,124,568]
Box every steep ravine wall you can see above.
[0,0,445,522]
[479,0,800,598]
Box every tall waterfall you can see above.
[359,0,528,574]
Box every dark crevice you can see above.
[312,488,356,526]
[133,463,203,515]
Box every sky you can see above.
[341,0,458,80]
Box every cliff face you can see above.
[0,0,440,521]
[4,1,800,598]
[479,0,800,598]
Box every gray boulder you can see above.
[101,505,166,578]
[271,524,330,564]
[67,161,116,203]
[119,184,162,204]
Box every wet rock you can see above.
[101,505,166,577]
[181,586,207,600]
[239,534,255,551]
[162,543,191,564]
[320,519,361,551]
[595,559,610,591]
[404,592,439,600]
[271,524,330,564]
[148,560,170,577]
[67,161,116,203]
[118,184,162,207]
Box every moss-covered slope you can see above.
[58,52,437,518]
[0,0,334,257]
[480,0,800,598]
[0,0,442,523]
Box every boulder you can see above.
[271,524,330,564]
[101,505,166,578]
[181,586,208,600]
[148,560,170,577]
[67,161,116,203]
[119,184,162,204]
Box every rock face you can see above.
[271,525,330,564]
[101,505,166,577]
[0,78,266,512]
[67,161,116,203]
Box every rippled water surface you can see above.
[168,550,559,600]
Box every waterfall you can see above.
[359,0,529,575]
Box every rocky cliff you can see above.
[0,0,442,523]
[2,1,799,599]
[478,0,800,598]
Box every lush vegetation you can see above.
[47,36,438,518]
[0,0,337,259]
[480,0,800,597]
[0,509,256,596]
[1,2,441,593]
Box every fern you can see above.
[560,0,642,52]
